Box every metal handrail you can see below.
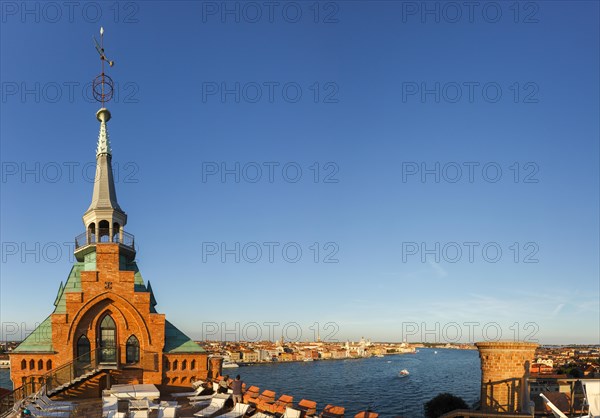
[527,377,598,416]
[0,348,100,416]
[439,378,599,418]
[75,229,135,250]
[0,346,158,415]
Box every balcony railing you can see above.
[75,229,135,251]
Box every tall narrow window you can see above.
[113,223,121,243]
[77,335,91,363]
[99,315,117,363]
[99,220,110,242]
[126,335,139,364]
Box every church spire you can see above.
[75,28,134,261]
[83,107,126,219]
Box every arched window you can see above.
[99,315,117,363]
[29,359,34,370]
[77,335,91,363]
[191,359,196,370]
[126,335,139,364]
[38,359,43,370]
[113,223,121,243]
[88,222,96,244]
[173,360,178,370]
[165,359,170,371]
[21,359,26,370]
[99,220,110,242]
[182,359,187,370]
[46,360,52,370]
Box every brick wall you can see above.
[162,353,209,389]
[10,354,57,390]
[475,341,538,413]
[10,244,192,392]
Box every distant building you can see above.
[241,350,259,363]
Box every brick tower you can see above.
[10,55,209,394]
[475,341,538,414]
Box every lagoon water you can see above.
[230,348,480,417]
[0,368,10,391]
[0,348,481,417]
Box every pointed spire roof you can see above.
[84,108,125,217]
[96,111,112,156]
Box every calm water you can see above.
[0,368,11,391]
[0,348,481,417]
[231,348,480,417]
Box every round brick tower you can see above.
[475,341,538,413]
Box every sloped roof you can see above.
[15,253,160,353]
[13,316,53,353]
[164,320,205,353]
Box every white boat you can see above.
[222,361,239,368]
[303,358,314,362]
[434,351,438,354]
[399,369,410,377]
[375,354,384,358]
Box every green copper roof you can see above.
[13,316,53,353]
[164,320,205,353]
[53,264,85,314]
[15,249,194,354]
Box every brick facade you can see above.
[475,341,538,413]
[10,243,208,394]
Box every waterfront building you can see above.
[9,102,209,394]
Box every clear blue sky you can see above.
[1,1,598,345]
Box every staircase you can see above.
[0,348,159,416]
[47,367,101,396]
[44,348,105,397]
[0,348,104,416]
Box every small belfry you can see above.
[80,28,128,255]
[10,28,213,396]
[77,106,132,260]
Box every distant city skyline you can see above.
[1,2,598,346]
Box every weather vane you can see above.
[92,27,115,107]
